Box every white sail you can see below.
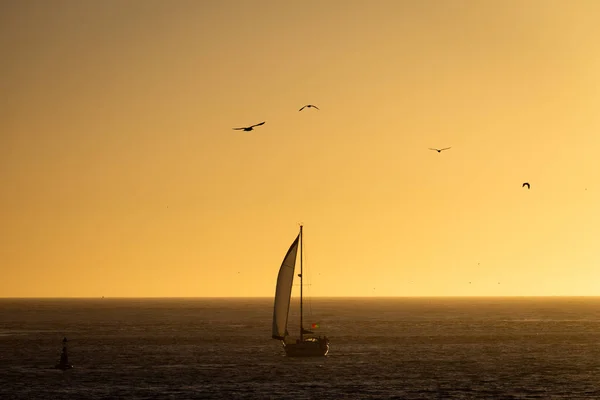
[271,234,300,340]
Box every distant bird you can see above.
[299,104,319,111]
[233,121,265,131]
[522,182,530,189]
[429,147,451,153]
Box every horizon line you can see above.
[1,295,600,299]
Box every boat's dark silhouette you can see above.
[272,225,329,357]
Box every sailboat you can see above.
[272,225,329,357]
[55,337,73,370]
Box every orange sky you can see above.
[1,0,600,297]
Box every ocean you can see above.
[1,297,600,399]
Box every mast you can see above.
[299,225,303,341]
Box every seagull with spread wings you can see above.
[232,121,265,131]
[429,147,451,153]
[522,182,530,189]
[299,104,320,111]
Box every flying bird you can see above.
[299,104,320,111]
[233,121,265,131]
[429,147,451,153]
[522,182,530,189]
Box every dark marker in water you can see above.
[55,337,73,370]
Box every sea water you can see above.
[1,297,600,399]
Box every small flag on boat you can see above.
[311,323,319,329]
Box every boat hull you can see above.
[283,338,329,357]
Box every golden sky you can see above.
[1,0,600,297]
